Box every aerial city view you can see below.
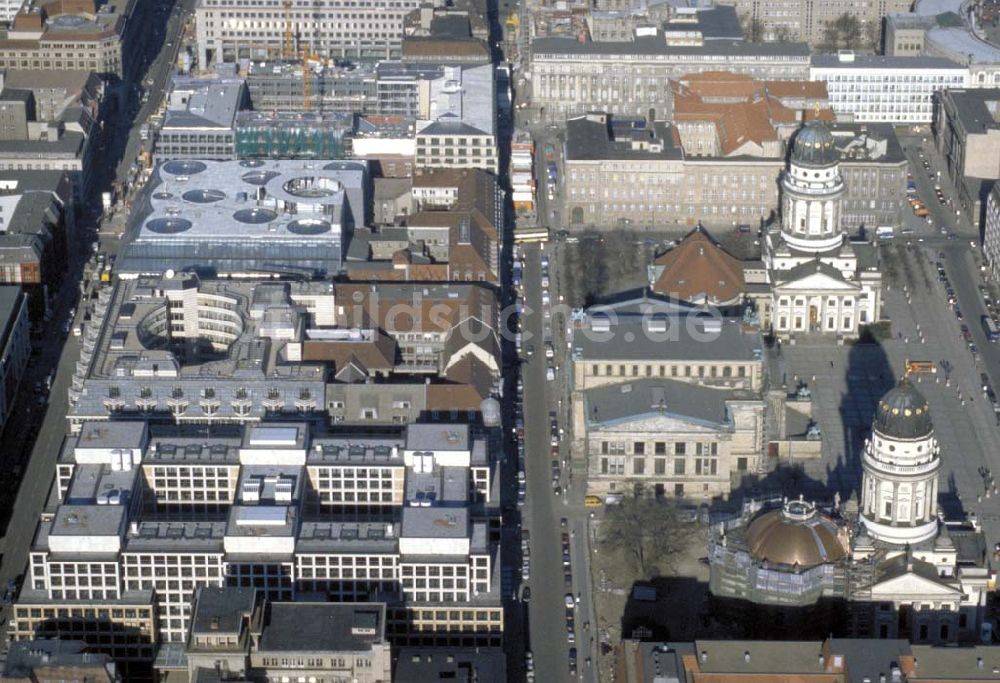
[3,0,1000,681]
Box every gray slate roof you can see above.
[585,378,742,427]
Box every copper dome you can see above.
[745,499,849,568]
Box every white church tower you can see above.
[860,378,941,546]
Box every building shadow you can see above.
[832,338,895,504]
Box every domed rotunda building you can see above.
[709,377,991,643]
[761,121,883,339]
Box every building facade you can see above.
[181,587,394,683]
[708,379,992,645]
[563,114,906,232]
[985,183,1000,281]
[719,0,911,45]
[0,0,148,81]
[579,378,765,499]
[933,88,1000,221]
[762,121,883,339]
[530,36,811,123]
[0,286,30,435]
[810,53,969,123]
[11,421,502,670]
[195,0,438,65]
[155,77,248,161]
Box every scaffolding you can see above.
[233,113,354,159]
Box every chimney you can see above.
[700,651,707,663]
[744,651,751,663]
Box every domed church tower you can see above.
[780,121,846,254]
[761,120,883,339]
[860,379,941,546]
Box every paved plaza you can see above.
[770,242,1000,556]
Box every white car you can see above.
[546,366,556,381]
[541,292,551,305]
[541,276,549,288]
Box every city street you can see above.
[0,0,195,626]
[518,243,598,683]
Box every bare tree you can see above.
[819,13,862,51]
[601,490,696,579]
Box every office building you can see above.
[810,52,968,123]
[710,380,991,643]
[530,35,811,123]
[178,587,393,683]
[933,88,1000,220]
[414,64,496,173]
[194,0,439,65]
[10,420,502,669]
[155,76,249,161]
[718,0,911,45]
[563,114,907,232]
[761,121,883,339]
[0,0,148,81]
[119,159,368,278]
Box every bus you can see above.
[514,226,549,244]
[983,315,999,343]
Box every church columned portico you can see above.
[762,121,882,339]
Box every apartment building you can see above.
[195,0,439,65]
[155,77,249,161]
[119,159,368,278]
[718,0,911,45]
[810,52,968,123]
[0,0,148,81]
[12,420,502,670]
[414,64,496,173]
[563,113,907,231]
[180,587,394,683]
[530,35,811,123]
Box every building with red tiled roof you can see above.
[648,227,747,307]
[672,72,833,157]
